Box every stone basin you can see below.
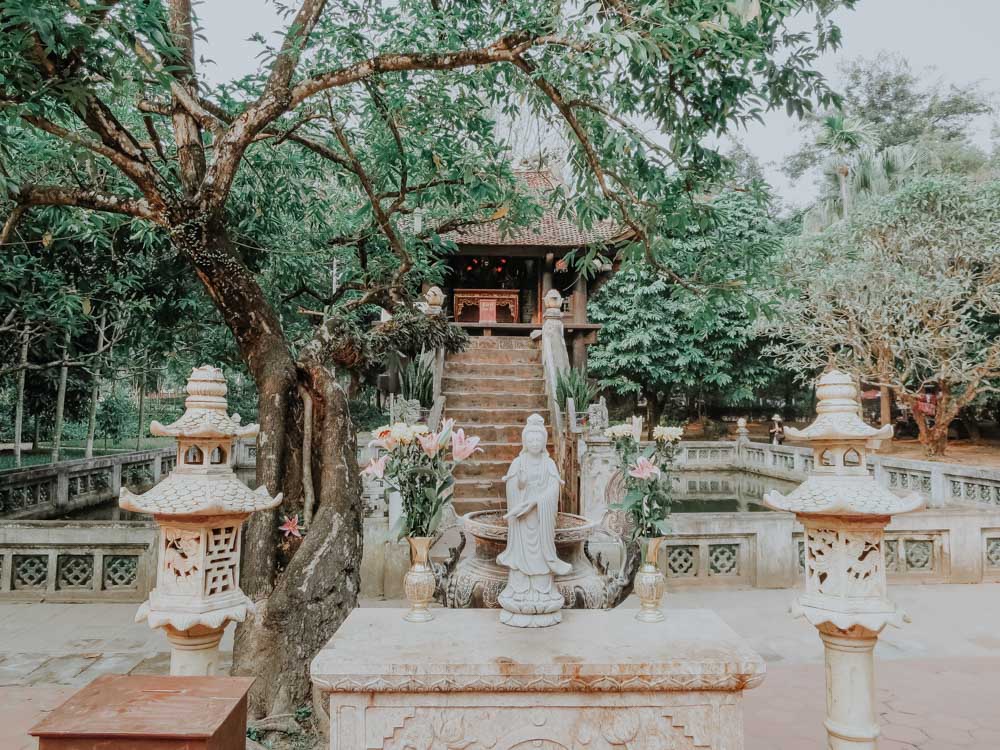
[443,509,633,609]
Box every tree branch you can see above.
[15,184,163,224]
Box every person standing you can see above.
[769,414,786,445]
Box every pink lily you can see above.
[279,515,302,538]
[451,428,482,462]
[361,454,388,479]
[418,430,441,457]
[628,456,661,481]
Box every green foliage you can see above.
[555,368,597,412]
[589,192,780,414]
[399,355,434,408]
[95,391,135,444]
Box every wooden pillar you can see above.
[573,273,587,324]
[542,253,554,297]
[572,273,588,368]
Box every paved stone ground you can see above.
[3,585,1000,748]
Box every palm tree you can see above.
[815,114,880,218]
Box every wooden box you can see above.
[30,674,254,749]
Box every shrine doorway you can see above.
[446,256,539,325]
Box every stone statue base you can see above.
[311,608,765,750]
[498,570,563,627]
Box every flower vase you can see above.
[403,536,436,623]
[634,537,666,623]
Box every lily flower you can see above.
[451,428,482,462]
[279,515,302,538]
[361,454,388,479]
[418,430,441,457]
[628,456,661,481]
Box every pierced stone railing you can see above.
[0,520,157,602]
[0,448,174,520]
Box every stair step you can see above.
[444,392,548,410]
[442,376,545,395]
[470,441,551,461]
[444,362,544,379]
[445,407,550,425]
[448,348,541,365]
[466,336,539,350]
[453,477,506,501]
[454,459,511,480]
[445,424,529,443]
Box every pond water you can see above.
[668,470,798,513]
[64,468,797,520]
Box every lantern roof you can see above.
[782,370,892,445]
[150,366,258,440]
[120,476,282,516]
[764,475,923,516]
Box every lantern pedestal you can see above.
[820,624,879,750]
[165,625,226,676]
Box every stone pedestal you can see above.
[311,608,765,750]
[30,674,253,749]
[165,624,226,676]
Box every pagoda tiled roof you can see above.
[119,475,282,516]
[445,170,629,248]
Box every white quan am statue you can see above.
[497,413,570,627]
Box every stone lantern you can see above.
[764,370,922,750]
[119,365,282,676]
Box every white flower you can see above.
[604,423,634,439]
[389,422,418,445]
[654,425,684,443]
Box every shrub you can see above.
[556,368,597,412]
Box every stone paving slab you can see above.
[745,658,1000,750]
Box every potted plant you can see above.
[361,419,481,622]
[605,422,683,622]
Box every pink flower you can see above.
[451,428,482,462]
[418,430,440,457]
[628,456,660,481]
[279,515,302,538]
[361,454,388,479]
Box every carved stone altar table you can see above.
[311,608,765,750]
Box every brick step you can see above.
[454,459,511,480]
[442,376,545,395]
[444,392,548,410]
[452,477,506,502]
[444,424,528,443]
[470,441,550,461]
[444,362,544,379]
[448,348,541,365]
[444,407,550,425]
[466,336,538,350]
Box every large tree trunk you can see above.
[644,391,662,440]
[173,215,362,717]
[879,385,892,427]
[232,368,362,718]
[13,326,29,468]
[50,329,71,462]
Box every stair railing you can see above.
[427,346,446,431]
[538,292,578,512]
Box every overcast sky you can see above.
[195,0,999,207]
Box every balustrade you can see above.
[0,448,173,519]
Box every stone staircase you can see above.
[443,336,550,516]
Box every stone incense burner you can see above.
[442,509,637,610]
